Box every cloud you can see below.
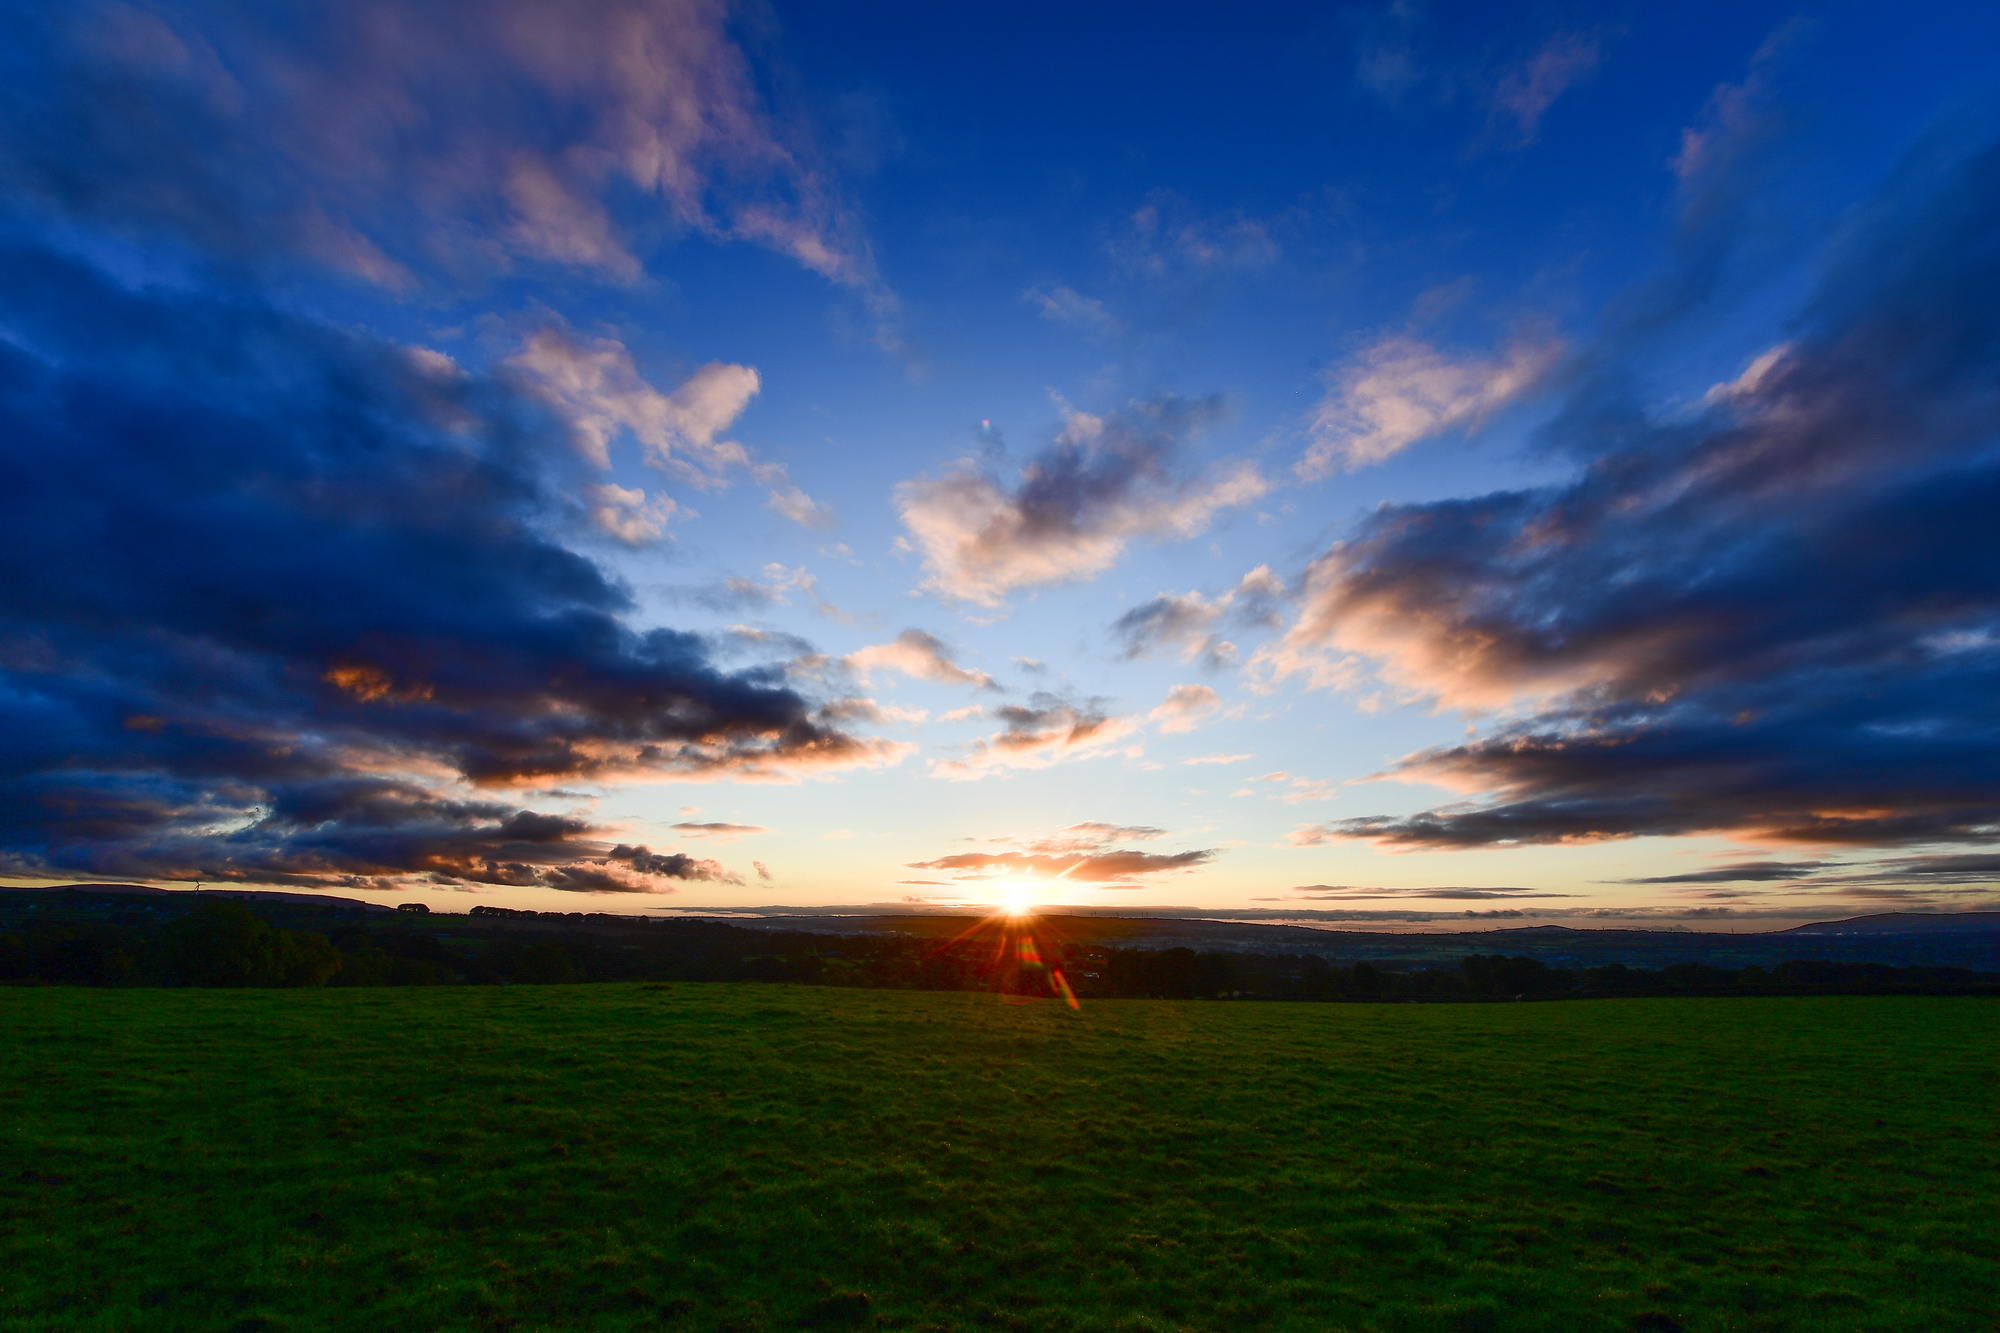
[583,482,684,544]
[669,566,847,620]
[1149,683,1221,734]
[597,844,737,886]
[908,848,1213,884]
[1298,334,1561,477]
[1182,753,1253,766]
[817,698,928,727]
[0,771,738,893]
[1672,25,1800,191]
[0,239,906,888]
[1489,33,1600,147]
[1108,190,1280,276]
[1269,135,2000,851]
[933,693,1137,779]
[844,630,998,690]
[896,395,1266,606]
[764,483,836,530]
[909,822,1208,886]
[1611,860,1834,885]
[1113,564,1283,666]
[1624,22,1808,330]
[753,859,772,880]
[1288,884,1572,900]
[508,327,837,564]
[0,0,881,294]
[1699,852,2000,893]
[1024,285,1119,335]
[1244,773,1335,803]
[668,821,770,841]
[509,330,757,480]
[1019,823,1168,854]
[1353,1,1426,105]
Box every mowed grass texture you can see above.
[3,987,1994,1333]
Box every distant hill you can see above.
[1779,912,2000,936]
[2,883,390,913]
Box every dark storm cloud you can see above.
[0,774,732,892]
[0,241,896,887]
[1276,136,2000,852]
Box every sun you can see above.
[995,882,1036,917]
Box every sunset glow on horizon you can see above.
[994,884,1039,919]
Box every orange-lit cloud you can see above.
[1298,334,1561,478]
[933,694,1137,779]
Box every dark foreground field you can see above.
[3,988,1994,1333]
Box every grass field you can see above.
[3,986,1994,1333]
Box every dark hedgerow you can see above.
[2,889,1995,999]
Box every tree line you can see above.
[1,895,1994,999]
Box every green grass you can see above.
[2,987,1994,1333]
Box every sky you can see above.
[4,0,2000,929]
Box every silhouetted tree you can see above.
[166,901,339,987]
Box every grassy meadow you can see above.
[2,985,1994,1333]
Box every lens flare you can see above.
[905,883,1082,1009]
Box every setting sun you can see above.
[995,883,1036,917]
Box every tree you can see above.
[166,901,338,987]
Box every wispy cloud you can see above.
[909,848,1212,885]
[896,395,1266,606]
[1112,565,1284,669]
[1024,284,1120,335]
[1609,860,1835,885]
[1148,683,1221,734]
[668,821,771,842]
[1297,334,1561,478]
[583,482,685,544]
[1488,33,1601,147]
[1353,0,1427,105]
[1107,190,1280,276]
[5,0,884,297]
[933,693,1137,779]
[1287,884,1572,900]
[671,565,844,619]
[511,331,756,479]
[844,630,998,690]
[910,821,1210,886]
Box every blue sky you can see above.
[4,0,1999,928]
